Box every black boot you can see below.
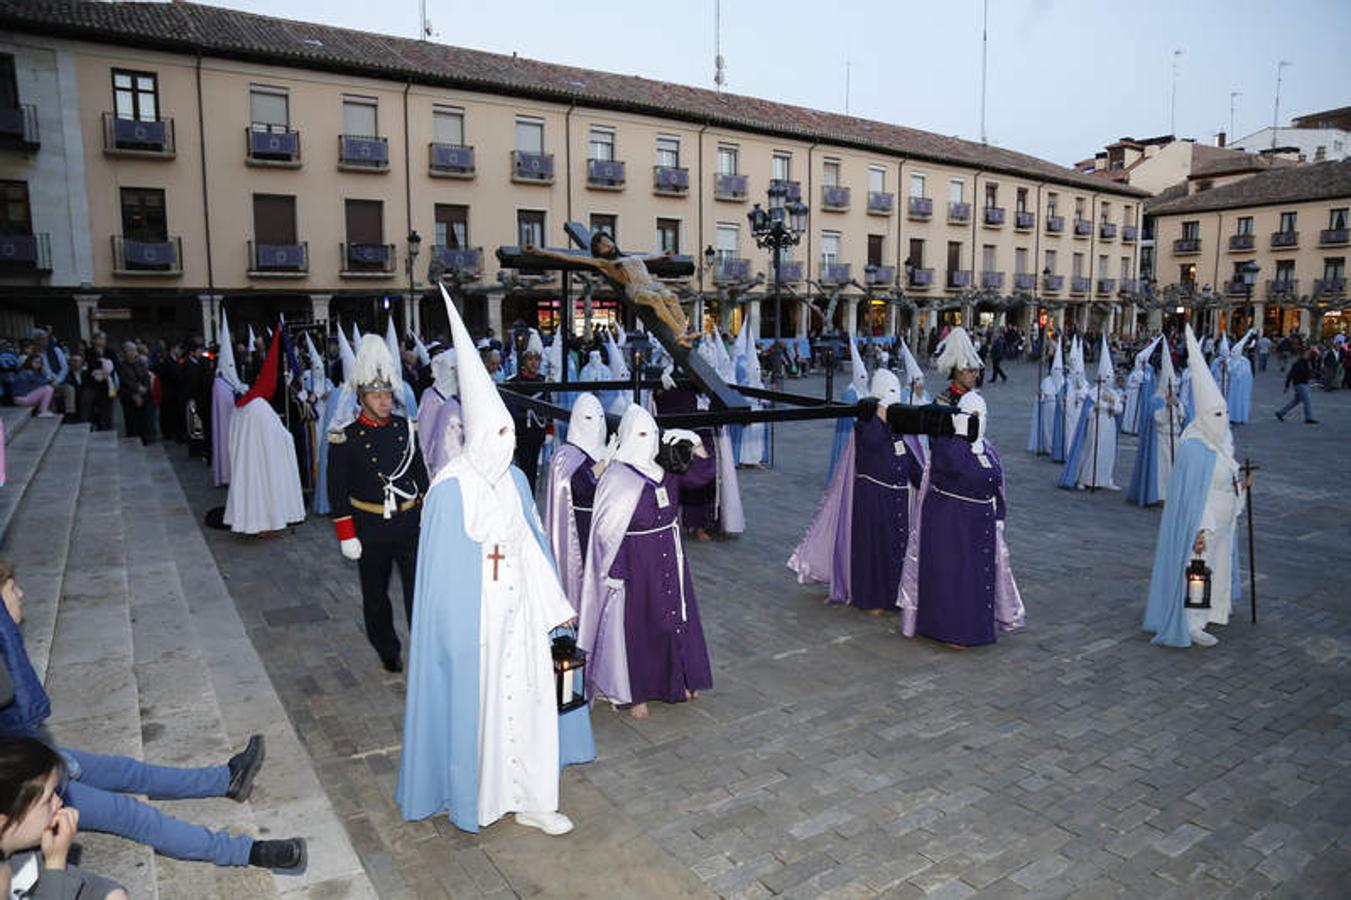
[249,837,307,870]
[380,653,403,673]
[226,734,265,802]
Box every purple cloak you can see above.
[211,375,236,487]
[543,443,592,610]
[417,387,463,481]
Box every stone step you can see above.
[0,415,61,546]
[144,446,376,899]
[43,429,159,899]
[1,423,89,682]
[1,404,34,445]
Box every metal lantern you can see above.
[551,634,587,712]
[788,199,810,234]
[1184,557,1212,610]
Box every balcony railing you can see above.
[948,202,971,223]
[983,206,1005,226]
[653,165,689,194]
[1120,278,1140,295]
[867,191,894,214]
[1099,222,1116,239]
[1270,230,1298,248]
[1096,277,1116,294]
[246,128,300,166]
[713,257,750,283]
[432,245,482,276]
[778,260,803,282]
[1314,278,1347,296]
[821,263,852,285]
[769,179,801,201]
[112,236,181,275]
[1013,273,1036,291]
[821,185,851,210]
[338,135,389,171]
[865,264,894,286]
[1043,274,1064,292]
[428,143,475,177]
[1122,225,1138,242]
[511,150,554,183]
[1319,228,1349,246]
[587,158,626,189]
[1015,210,1035,230]
[248,241,308,275]
[102,113,175,157]
[1266,278,1298,298]
[1173,238,1201,254]
[0,104,39,149]
[714,173,748,200]
[907,196,933,219]
[1228,233,1255,251]
[908,267,934,288]
[0,233,51,271]
[1070,275,1091,294]
[981,271,1004,289]
[947,269,971,288]
[1046,215,1065,233]
[1224,279,1254,296]
[341,242,396,275]
[1073,218,1092,237]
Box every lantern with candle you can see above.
[1184,557,1212,610]
[551,634,587,712]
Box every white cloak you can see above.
[223,398,306,534]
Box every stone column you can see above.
[844,297,859,337]
[74,294,101,343]
[886,303,899,337]
[1054,306,1066,334]
[692,295,706,335]
[1148,306,1163,333]
[406,292,421,337]
[796,299,810,339]
[197,294,222,342]
[1298,308,1310,336]
[961,301,974,330]
[487,294,504,341]
[746,298,762,340]
[309,293,332,327]
[1253,301,1266,334]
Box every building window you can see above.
[907,238,924,268]
[820,231,841,267]
[1279,211,1297,233]
[588,125,614,162]
[982,244,997,272]
[517,209,545,247]
[716,145,738,175]
[656,134,680,168]
[1015,247,1028,274]
[1097,254,1109,276]
[868,166,886,194]
[822,160,840,187]
[1016,187,1028,213]
[1044,249,1056,273]
[1274,260,1295,283]
[589,213,617,240]
[434,204,468,249]
[984,183,998,209]
[344,198,383,245]
[120,187,167,241]
[1325,257,1347,281]
[0,181,32,235]
[341,96,378,137]
[1121,256,1132,279]
[252,194,297,246]
[1100,201,1111,223]
[113,69,158,122]
[1046,192,1059,217]
[1182,221,1200,240]
[867,234,884,268]
[515,117,544,153]
[948,178,964,204]
[1236,216,1254,236]
[656,218,680,254]
[433,106,465,146]
[772,152,791,181]
[1330,208,1349,230]
[249,86,288,133]
[1123,204,1133,224]
[0,55,17,110]
[1072,252,1084,277]
[1074,197,1085,218]
[1179,263,1196,286]
[909,173,926,199]
[715,223,739,260]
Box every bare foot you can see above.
[629,703,649,719]
[684,689,699,700]
[695,529,712,542]
[864,608,885,617]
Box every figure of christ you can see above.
[523,233,699,348]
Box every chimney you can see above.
[1216,131,1226,147]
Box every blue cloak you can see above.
[1134,368,1156,434]
[1056,398,1093,489]
[1126,394,1164,507]
[395,467,595,831]
[1049,386,1067,462]
[826,384,859,484]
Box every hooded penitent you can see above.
[848,337,869,397]
[870,368,902,407]
[216,309,242,393]
[1097,333,1114,385]
[1050,337,1065,390]
[899,341,927,404]
[211,309,244,486]
[565,392,609,461]
[1183,325,1234,459]
[609,404,663,481]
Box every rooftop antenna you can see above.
[845,60,851,115]
[1229,91,1241,143]
[418,0,432,39]
[979,0,988,144]
[1271,60,1291,151]
[713,0,726,95]
[1169,48,1184,136]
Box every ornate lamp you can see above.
[1184,557,1212,610]
[551,633,587,712]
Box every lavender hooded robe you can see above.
[543,443,595,609]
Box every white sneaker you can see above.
[515,810,574,836]
[1189,627,1218,647]
[36,411,59,418]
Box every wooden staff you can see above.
[1242,457,1259,624]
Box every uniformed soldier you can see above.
[328,335,429,672]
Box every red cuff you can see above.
[333,516,356,542]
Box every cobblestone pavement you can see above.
[172,357,1350,898]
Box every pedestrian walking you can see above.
[1275,348,1319,424]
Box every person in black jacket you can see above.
[1275,348,1319,424]
[505,334,549,494]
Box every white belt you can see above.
[931,485,996,506]
[623,518,686,621]
[857,473,910,491]
[574,505,593,513]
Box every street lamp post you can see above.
[1241,260,1261,334]
[747,183,809,343]
[405,229,422,334]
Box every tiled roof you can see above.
[1145,158,1351,216]
[0,0,1146,198]
[1188,144,1293,179]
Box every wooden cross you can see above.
[487,544,505,582]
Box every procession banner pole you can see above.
[1089,376,1103,491]
[1243,456,1259,624]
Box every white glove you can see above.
[661,428,701,446]
[660,364,676,391]
[340,538,363,561]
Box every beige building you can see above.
[1145,158,1351,338]
[0,1,1145,345]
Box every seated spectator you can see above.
[0,561,306,872]
[10,356,58,419]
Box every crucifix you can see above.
[487,544,505,582]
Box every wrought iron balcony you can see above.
[1266,278,1298,298]
[1120,278,1140,294]
[1314,278,1346,296]
[1015,210,1035,230]
[653,165,689,194]
[821,185,850,210]
[1046,215,1065,233]
[778,260,803,282]
[769,179,802,202]
[0,104,39,150]
[865,264,894,286]
[821,262,852,285]
[948,202,971,224]
[341,242,396,275]
[1070,275,1091,294]
[102,113,175,157]
[1042,273,1064,292]
[432,245,482,276]
[908,267,934,288]
[511,150,554,183]
[1224,279,1253,296]
[1173,238,1201,254]
[867,191,894,214]
[112,236,181,275]
[338,134,389,170]
[1319,228,1349,246]
[1270,230,1298,248]
[428,143,475,177]
[0,233,50,270]
[947,269,971,288]
[713,257,750,283]
[587,158,626,189]
[1013,273,1036,291]
[981,271,1004,289]
[907,196,933,219]
[1096,277,1116,295]
[714,173,748,200]
[1122,224,1138,242]
[983,207,1005,226]
[1228,233,1255,251]
[248,241,308,275]
[1073,218,1092,237]
[1099,222,1116,239]
[246,128,301,166]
